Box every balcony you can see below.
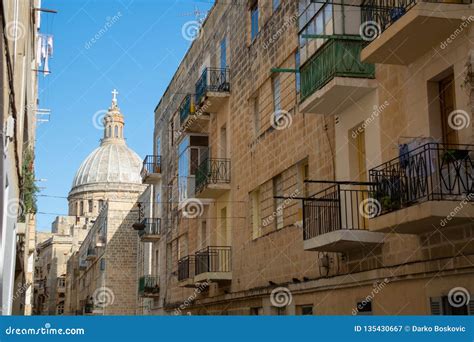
[194,246,232,284]
[141,155,161,184]
[138,218,161,242]
[177,255,196,288]
[195,158,231,198]
[179,94,209,133]
[96,235,106,248]
[195,67,230,112]
[369,143,474,233]
[138,275,159,297]
[299,36,376,114]
[361,0,471,65]
[86,247,97,261]
[303,182,386,253]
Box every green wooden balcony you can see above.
[178,94,209,133]
[138,275,159,297]
[300,36,376,114]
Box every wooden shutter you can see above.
[430,297,443,315]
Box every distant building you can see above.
[56,92,145,315]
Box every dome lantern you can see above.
[102,89,125,144]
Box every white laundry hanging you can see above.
[36,33,53,75]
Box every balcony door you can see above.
[439,74,458,145]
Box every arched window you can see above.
[114,125,119,138]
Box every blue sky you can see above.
[36,0,214,231]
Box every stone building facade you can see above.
[139,0,474,315]
[1,0,42,315]
[33,216,90,315]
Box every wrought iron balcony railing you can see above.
[141,155,161,179]
[369,143,473,216]
[138,275,159,296]
[179,94,192,125]
[195,67,230,105]
[178,255,195,281]
[361,0,471,37]
[195,246,231,275]
[195,158,231,194]
[137,218,161,238]
[303,182,372,240]
[300,36,375,102]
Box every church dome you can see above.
[70,90,142,190]
[71,143,142,188]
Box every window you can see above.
[430,296,473,315]
[57,277,66,288]
[114,125,119,138]
[155,249,160,275]
[295,51,301,94]
[79,201,84,216]
[298,305,313,315]
[250,307,263,315]
[99,258,106,271]
[273,76,281,113]
[251,95,260,137]
[88,200,93,213]
[439,74,458,145]
[273,174,284,230]
[273,0,280,11]
[250,1,259,41]
[57,303,64,315]
[355,300,373,315]
[220,37,227,69]
[251,188,262,239]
